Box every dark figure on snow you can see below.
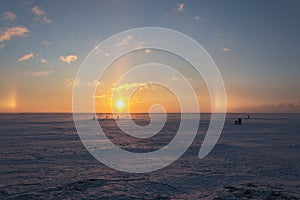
[238,118,242,125]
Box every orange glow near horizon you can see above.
[1,81,293,113]
[94,83,182,113]
[128,85,180,113]
[0,91,17,112]
[1,89,295,113]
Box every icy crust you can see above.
[0,113,300,199]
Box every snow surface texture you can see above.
[0,113,299,199]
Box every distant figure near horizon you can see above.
[247,115,250,119]
[238,118,242,125]
[235,118,242,125]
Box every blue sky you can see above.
[0,0,299,112]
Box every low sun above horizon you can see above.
[116,99,125,110]
[94,82,185,113]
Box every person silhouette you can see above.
[238,118,242,125]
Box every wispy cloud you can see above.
[177,3,185,12]
[241,102,300,113]
[222,47,231,52]
[94,94,107,99]
[32,6,46,16]
[195,16,201,20]
[40,58,47,64]
[17,53,34,62]
[88,80,102,87]
[27,70,53,77]
[59,54,78,64]
[115,82,147,92]
[167,76,179,81]
[94,46,110,57]
[41,40,51,46]
[31,6,52,24]
[2,11,17,20]
[64,78,80,87]
[117,35,133,46]
[0,26,29,42]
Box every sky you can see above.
[0,0,299,113]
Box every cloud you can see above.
[222,47,231,52]
[40,16,52,24]
[117,35,133,46]
[27,70,53,77]
[64,78,80,87]
[243,102,300,113]
[0,26,30,42]
[115,82,147,92]
[167,76,179,81]
[17,53,34,62]
[32,6,46,16]
[31,6,52,24]
[40,58,47,64]
[94,46,110,57]
[59,54,78,64]
[2,11,17,20]
[195,16,201,20]
[145,49,151,54]
[0,43,5,49]
[177,3,185,12]
[94,94,107,99]
[41,40,51,46]
[88,80,102,87]
[135,41,145,49]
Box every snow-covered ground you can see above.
[0,113,299,199]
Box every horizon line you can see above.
[1,112,300,114]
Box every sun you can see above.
[116,99,125,109]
